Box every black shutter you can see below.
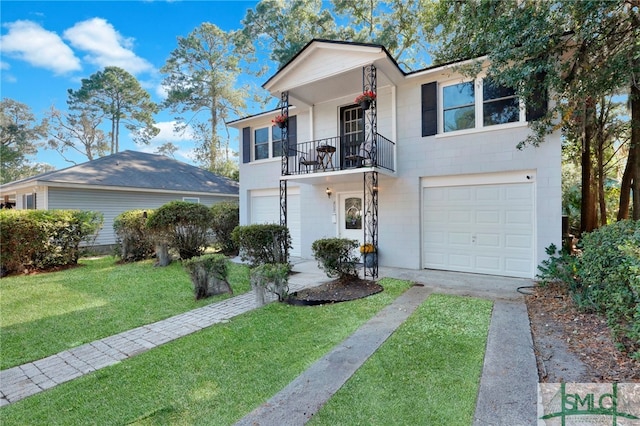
[287,115,298,155]
[242,126,251,163]
[526,72,548,122]
[421,82,437,136]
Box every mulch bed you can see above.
[526,281,640,383]
[287,276,383,305]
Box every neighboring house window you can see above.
[443,81,475,132]
[254,127,269,160]
[24,193,36,209]
[183,197,200,203]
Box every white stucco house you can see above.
[229,40,561,279]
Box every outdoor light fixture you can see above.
[326,187,332,198]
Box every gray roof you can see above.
[2,151,239,195]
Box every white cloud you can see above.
[0,20,81,74]
[152,121,196,143]
[63,18,153,75]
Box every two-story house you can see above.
[229,40,561,279]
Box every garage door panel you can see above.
[476,210,501,224]
[423,181,534,278]
[449,232,473,246]
[476,187,501,202]
[476,233,500,248]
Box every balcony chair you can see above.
[299,148,320,173]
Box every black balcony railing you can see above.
[287,134,395,176]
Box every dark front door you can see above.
[340,105,364,168]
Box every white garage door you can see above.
[250,192,301,257]
[422,182,534,278]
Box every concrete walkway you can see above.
[0,260,538,425]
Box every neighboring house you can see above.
[229,39,561,279]
[0,150,239,248]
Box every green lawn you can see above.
[1,258,493,425]
[0,256,249,369]
[311,294,493,425]
[0,278,413,425]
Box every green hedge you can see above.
[0,209,103,275]
[146,201,213,260]
[113,209,155,262]
[210,201,239,255]
[231,224,291,266]
[538,220,640,359]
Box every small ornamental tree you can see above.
[311,238,359,279]
[113,209,155,262]
[146,201,214,264]
[210,201,239,255]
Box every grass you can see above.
[310,294,493,425]
[0,278,413,425]
[0,256,249,369]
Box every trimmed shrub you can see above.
[146,201,214,261]
[113,209,155,262]
[311,238,359,279]
[231,224,291,267]
[575,220,640,357]
[537,220,640,359]
[183,254,232,300]
[210,201,239,255]
[0,209,103,275]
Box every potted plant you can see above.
[272,114,288,128]
[355,91,376,110]
[359,242,377,267]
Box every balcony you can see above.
[284,133,395,176]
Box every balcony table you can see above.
[316,145,336,171]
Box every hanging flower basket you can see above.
[272,114,287,128]
[355,91,376,110]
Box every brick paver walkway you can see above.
[0,278,319,407]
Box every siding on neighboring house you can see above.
[48,187,233,246]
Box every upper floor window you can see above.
[182,197,200,203]
[442,78,522,134]
[242,115,296,164]
[443,81,475,132]
[254,127,269,160]
[482,78,519,126]
[272,126,283,157]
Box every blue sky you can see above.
[1,0,269,169]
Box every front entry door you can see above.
[338,192,364,254]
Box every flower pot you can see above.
[276,121,287,128]
[363,252,377,268]
[359,99,371,110]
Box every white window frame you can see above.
[182,197,200,203]
[438,77,525,136]
[253,125,283,162]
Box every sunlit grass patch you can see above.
[311,294,493,425]
[0,256,249,369]
[0,278,413,425]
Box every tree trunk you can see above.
[632,84,640,220]
[618,145,634,220]
[581,100,598,233]
[596,99,607,226]
[155,243,171,267]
